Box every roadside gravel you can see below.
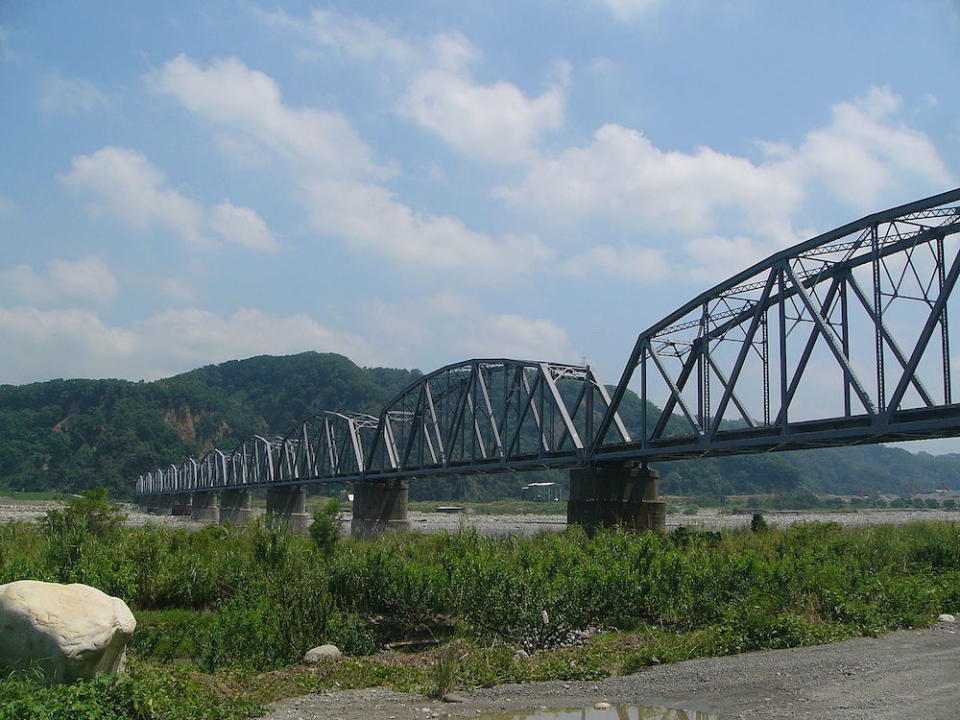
[262,622,960,720]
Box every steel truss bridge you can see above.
[136,188,960,497]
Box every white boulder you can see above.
[303,644,342,664]
[938,613,956,623]
[0,580,136,683]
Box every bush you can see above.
[309,497,342,555]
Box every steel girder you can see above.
[592,187,960,462]
[134,188,960,498]
[362,359,630,481]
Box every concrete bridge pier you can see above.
[567,462,666,534]
[220,489,254,524]
[190,491,220,523]
[171,493,193,516]
[351,480,409,537]
[266,485,311,532]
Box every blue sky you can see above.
[1,0,959,421]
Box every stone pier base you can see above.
[171,493,193,517]
[145,495,173,514]
[567,463,666,534]
[266,486,311,532]
[351,480,409,538]
[190,491,220,523]
[220,489,255,524]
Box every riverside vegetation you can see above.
[1,492,959,719]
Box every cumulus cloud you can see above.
[208,201,280,251]
[398,33,565,164]
[499,86,954,249]
[257,11,565,164]
[559,244,668,281]
[133,308,371,373]
[361,293,575,367]
[256,7,417,69]
[304,179,552,273]
[150,54,390,179]
[39,72,111,116]
[595,0,666,21]
[0,306,373,384]
[683,236,765,284]
[0,257,119,306]
[0,307,136,383]
[60,147,278,251]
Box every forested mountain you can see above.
[1,351,959,500]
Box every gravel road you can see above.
[262,622,960,720]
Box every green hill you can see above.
[1,351,958,500]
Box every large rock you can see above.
[0,580,136,683]
[303,644,342,664]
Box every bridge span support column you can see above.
[567,462,666,534]
[220,489,254,524]
[171,493,193,516]
[144,495,169,514]
[351,480,409,538]
[190,491,220,523]
[266,485,311,533]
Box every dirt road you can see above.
[262,622,960,720]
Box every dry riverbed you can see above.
[2,498,960,535]
[262,621,960,720]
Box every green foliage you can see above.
[0,665,258,720]
[2,515,959,698]
[309,497,342,554]
[750,513,769,533]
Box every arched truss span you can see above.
[363,359,629,480]
[134,188,960,497]
[278,411,379,481]
[593,187,960,462]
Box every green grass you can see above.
[2,492,959,718]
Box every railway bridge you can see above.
[134,188,960,534]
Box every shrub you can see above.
[309,497,342,555]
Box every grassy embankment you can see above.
[1,491,958,719]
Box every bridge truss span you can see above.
[134,187,960,500]
[362,359,631,481]
[593,187,960,462]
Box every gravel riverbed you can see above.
[262,622,960,720]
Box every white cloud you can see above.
[683,236,764,284]
[151,54,390,179]
[0,307,136,382]
[500,86,955,246]
[559,244,668,281]
[39,72,111,116]
[399,33,565,164]
[596,0,666,21]
[304,179,552,273]
[0,257,119,306]
[256,8,417,69]
[257,11,565,165]
[361,293,575,366]
[133,308,372,373]
[208,201,279,252]
[60,147,278,252]
[779,86,954,209]
[498,123,799,238]
[0,306,373,384]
